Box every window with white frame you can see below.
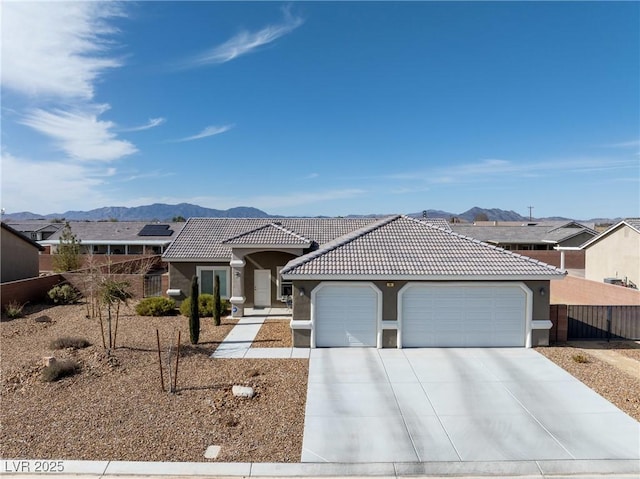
[196,266,230,298]
[276,266,293,300]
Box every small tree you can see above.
[213,274,221,326]
[99,279,132,350]
[52,222,82,272]
[189,276,200,344]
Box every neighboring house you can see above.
[164,216,564,349]
[450,221,597,250]
[1,222,45,283]
[5,221,62,241]
[40,221,185,256]
[580,218,640,288]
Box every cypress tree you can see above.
[189,275,200,344]
[213,274,221,326]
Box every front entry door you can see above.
[254,270,271,307]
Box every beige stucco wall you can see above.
[169,250,298,307]
[585,226,640,286]
[243,251,298,307]
[1,228,41,283]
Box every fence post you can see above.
[607,306,612,342]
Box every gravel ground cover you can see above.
[1,303,308,462]
[537,345,640,421]
[252,319,292,348]
[2,302,637,462]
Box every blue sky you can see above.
[1,1,638,219]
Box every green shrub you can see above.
[48,284,80,304]
[135,297,176,316]
[42,360,80,382]
[180,294,230,317]
[4,301,25,319]
[50,336,91,350]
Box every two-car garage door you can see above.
[313,282,528,348]
[400,283,527,347]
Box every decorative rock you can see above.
[204,445,221,459]
[232,385,255,398]
[43,356,56,367]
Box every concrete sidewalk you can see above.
[211,308,308,359]
[2,458,639,478]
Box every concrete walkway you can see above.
[211,308,309,359]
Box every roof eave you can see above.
[281,273,565,281]
[224,243,311,249]
[162,257,229,263]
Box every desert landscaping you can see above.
[1,302,307,462]
[1,300,639,463]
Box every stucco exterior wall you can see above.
[1,228,41,283]
[290,279,552,347]
[243,251,298,307]
[585,226,640,287]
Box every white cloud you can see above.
[171,125,234,142]
[20,107,137,162]
[187,7,303,67]
[388,157,639,184]
[1,1,124,100]
[0,151,110,213]
[121,117,166,132]
[303,172,319,179]
[605,139,640,148]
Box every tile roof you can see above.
[42,221,184,243]
[625,218,640,233]
[163,218,380,259]
[281,215,565,279]
[4,221,62,234]
[222,223,311,246]
[450,222,596,245]
[417,217,452,230]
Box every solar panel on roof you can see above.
[138,224,174,236]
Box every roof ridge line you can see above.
[281,215,401,273]
[268,222,312,243]
[221,223,272,243]
[406,215,565,273]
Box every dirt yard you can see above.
[252,319,292,348]
[1,302,307,462]
[537,341,640,421]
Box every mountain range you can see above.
[2,203,615,224]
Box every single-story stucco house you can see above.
[163,215,565,349]
[581,218,640,288]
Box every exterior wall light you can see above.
[539,287,546,296]
[299,287,306,297]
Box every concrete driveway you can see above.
[301,348,640,463]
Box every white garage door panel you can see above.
[315,285,378,347]
[402,284,526,348]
